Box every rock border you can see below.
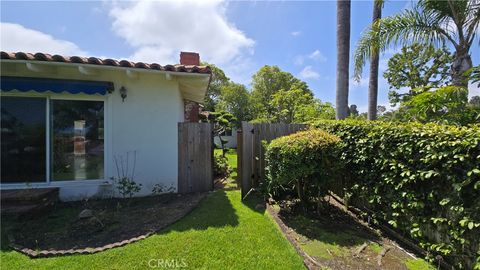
[8,193,208,258]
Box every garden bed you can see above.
[268,198,435,270]
[1,192,205,257]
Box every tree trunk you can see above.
[367,1,382,121]
[336,0,351,120]
[451,48,472,87]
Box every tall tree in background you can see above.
[336,0,351,119]
[367,0,383,120]
[355,0,479,88]
[384,44,453,105]
[216,82,252,127]
[251,65,311,121]
[202,63,230,111]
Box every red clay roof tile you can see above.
[1,51,211,75]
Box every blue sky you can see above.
[1,0,479,113]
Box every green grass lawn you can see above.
[0,190,305,270]
[215,148,238,189]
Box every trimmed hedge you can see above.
[313,120,480,269]
[264,129,341,204]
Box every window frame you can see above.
[0,92,108,186]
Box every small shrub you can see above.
[115,177,142,199]
[265,129,341,206]
[111,152,142,199]
[214,153,231,178]
[152,183,175,195]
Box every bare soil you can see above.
[270,197,434,270]
[2,193,205,251]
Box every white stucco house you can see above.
[0,51,211,201]
[214,128,238,149]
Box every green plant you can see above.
[313,120,480,269]
[213,152,231,178]
[111,152,142,199]
[151,183,175,195]
[401,86,479,125]
[264,129,341,206]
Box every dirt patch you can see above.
[2,193,206,256]
[268,198,435,270]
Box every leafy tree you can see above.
[216,82,252,127]
[200,111,236,156]
[202,63,230,111]
[251,65,312,121]
[377,105,387,116]
[384,44,453,105]
[336,0,351,119]
[469,95,480,108]
[467,65,480,87]
[348,104,359,117]
[269,88,314,123]
[401,86,479,125]
[354,0,479,88]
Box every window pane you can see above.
[51,100,104,181]
[1,97,46,183]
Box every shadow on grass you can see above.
[161,190,240,233]
[277,202,380,248]
[241,192,266,215]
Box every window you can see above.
[0,96,104,183]
[1,97,46,182]
[51,100,104,181]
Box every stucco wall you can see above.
[0,62,186,200]
[213,128,237,149]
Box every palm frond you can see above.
[353,7,456,80]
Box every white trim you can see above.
[46,97,51,183]
[0,179,112,190]
[1,59,210,78]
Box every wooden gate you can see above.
[178,122,214,193]
[238,122,307,198]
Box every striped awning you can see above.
[1,76,114,95]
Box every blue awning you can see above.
[0,76,114,95]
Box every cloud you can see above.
[0,22,86,55]
[291,31,301,37]
[308,50,327,62]
[299,66,320,80]
[108,0,254,65]
[294,49,327,66]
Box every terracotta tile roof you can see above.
[1,51,211,75]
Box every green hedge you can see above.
[313,120,480,269]
[264,129,340,205]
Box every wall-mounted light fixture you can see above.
[120,86,127,102]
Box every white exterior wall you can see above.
[0,63,187,201]
[214,128,237,149]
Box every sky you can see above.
[1,0,479,113]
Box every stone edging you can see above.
[8,193,207,258]
[266,204,324,270]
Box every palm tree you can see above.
[336,0,351,120]
[367,0,384,120]
[355,0,479,89]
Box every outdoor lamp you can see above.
[120,86,127,102]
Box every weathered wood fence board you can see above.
[238,122,307,198]
[178,122,213,193]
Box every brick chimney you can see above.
[180,52,200,66]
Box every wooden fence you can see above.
[237,122,308,198]
[178,122,214,193]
